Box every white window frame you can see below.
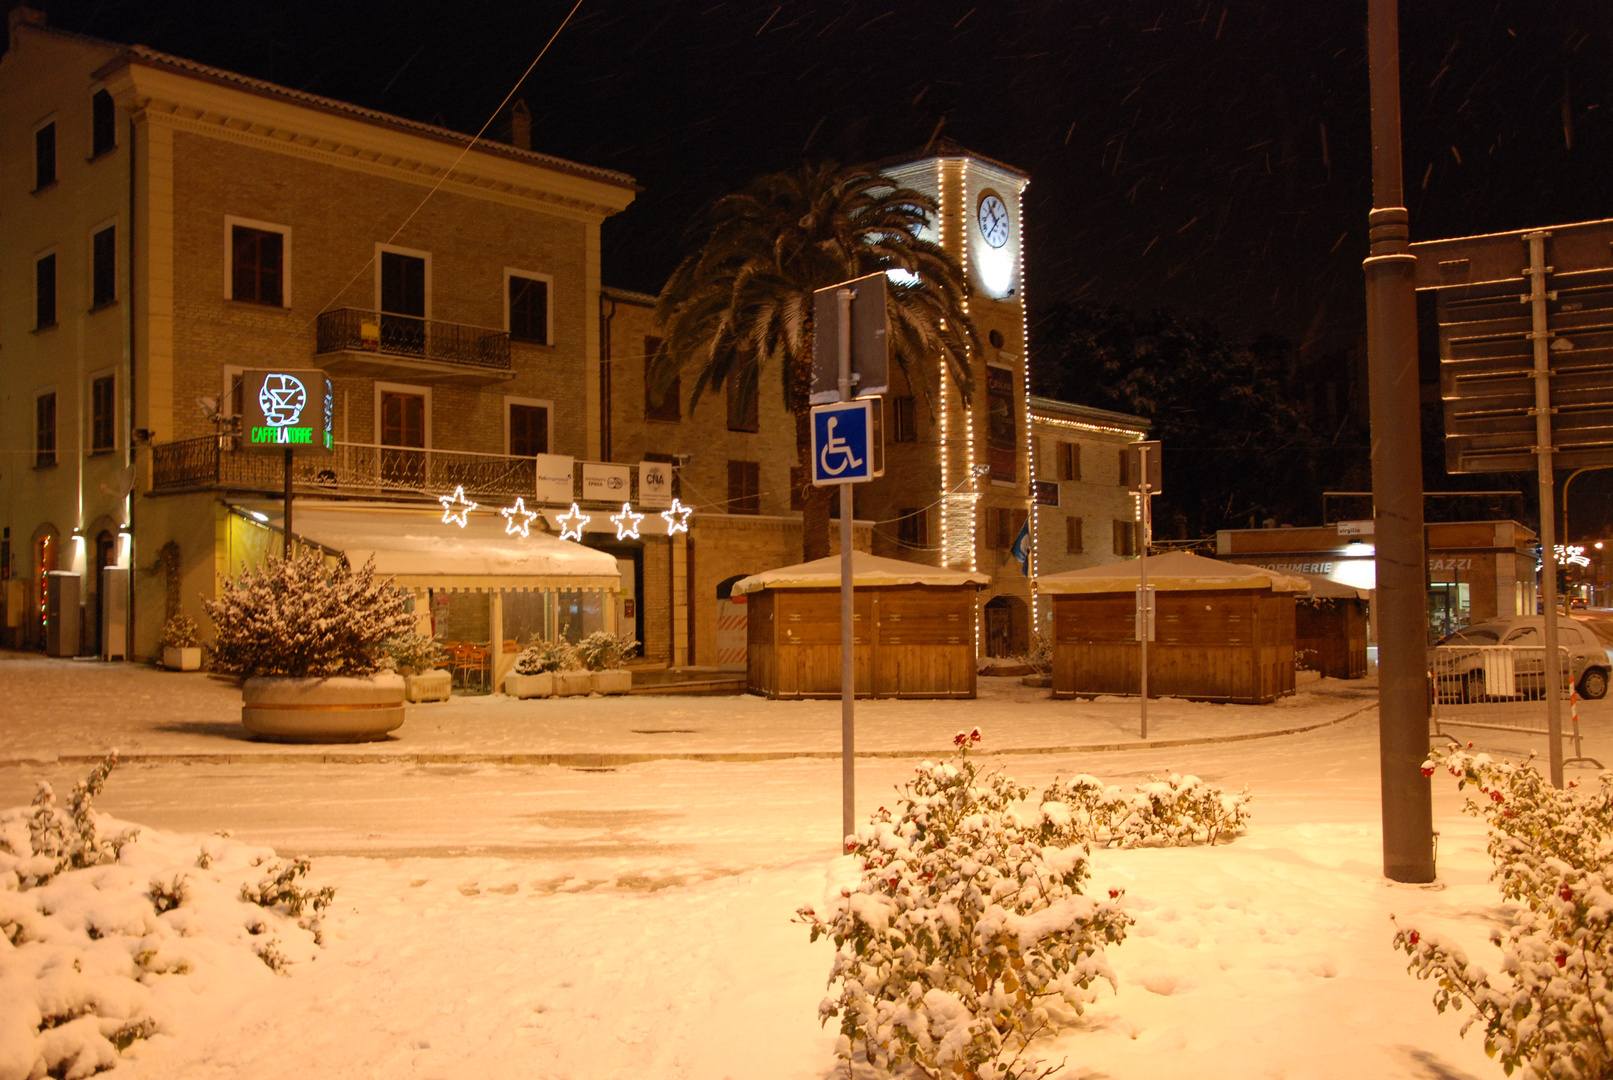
[88,83,116,156]
[35,246,58,328]
[87,366,116,454]
[503,395,555,456]
[374,381,433,449]
[375,243,432,319]
[224,215,292,307]
[33,113,57,189]
[88,216,119,308]
[504,267,554,347]
[35,385,59,464]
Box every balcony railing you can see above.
[315,308,511,374]
[150,438,656,506]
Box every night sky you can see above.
[19,0,1613,523]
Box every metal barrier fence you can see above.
[1429,644,1600,767]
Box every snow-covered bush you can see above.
[1024,635,1052,676]
[1040,773,1252,849]
[205,552,414,678]
[1392,745,1613,1078]
[157,614,198,650]
[513,639,576,675]
[797,730,1132,1080]
[0,756,336,1078]
[382,631,445,676]
[573,631,638,671]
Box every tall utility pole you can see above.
[1364,0,1435,883]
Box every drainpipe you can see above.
[599,292,615,461]
[124,115,137,657]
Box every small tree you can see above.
[513,639,578,675]
[158,613,199,649]
[382,631,445,676]
[205,552,414,678]
[1393,745,1613,1077]
[574,631,639,671]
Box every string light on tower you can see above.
[660,498,692,536]
[438,485,478,528]
[610,502,644,541]
[1017,180,1039,629]
[556,503,591,541]
[500,497,539,537]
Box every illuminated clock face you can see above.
[977,193,1009,248]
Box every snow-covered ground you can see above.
[5,651,1611,1079]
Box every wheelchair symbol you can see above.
[818,416,865,477]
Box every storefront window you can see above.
[1427,582,1470,642]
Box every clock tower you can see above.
[870,144,1034,655]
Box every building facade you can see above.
[1,12,1146,673]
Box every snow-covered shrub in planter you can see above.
[159,613,202,672]
[0,755,336,1077]
[385,632,450,703]
[507,641,577,699]
[1040,773,1252,848]
[1393,745,1613,1078]
[576,632,637,695]
[205,553,414,742]
[797,730,1132,1080]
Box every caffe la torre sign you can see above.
[241,369,334,453]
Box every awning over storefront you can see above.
[268,506,622,592]
[731,552,991,596]
[1036,550,1310,594]
[1298,572,1372,601]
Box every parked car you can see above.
[1430,615,1611,702]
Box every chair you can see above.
[459,644,491,691]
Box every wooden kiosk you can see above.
[1295,574,1370,680]
[1038,551,1309,704]
[734,553,989,700]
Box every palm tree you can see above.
[650,161,980,561]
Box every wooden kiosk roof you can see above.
[731,552,990,596]
[1036,551,1311,595]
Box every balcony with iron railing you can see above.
[150,437,664,508]
[313,308,513,384]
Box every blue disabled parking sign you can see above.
[810,399,876,485]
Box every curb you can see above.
[0,701,1380,770]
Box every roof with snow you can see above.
[271,507,622,592]
[1036,551,1311,595]
[730,552,990,596]
[1297,573,1372,601]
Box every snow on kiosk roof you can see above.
[270,507,622,592]
[730,552,990,596]
[1036,550,1310,595]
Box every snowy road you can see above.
[6,659,1611,1078]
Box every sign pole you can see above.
[837,286,856,845]
[283,448,294,560]
[1138,442,1151,739]
[1525,231,1566,787]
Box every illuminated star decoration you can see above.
[557,503,591,542]
[660,498,692,536]
[610,502,644,541]
[438,485,478,528]
[500,497,539,538]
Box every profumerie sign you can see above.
[240,369,334,453]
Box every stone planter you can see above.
[589,669,633,695]
[404,669,452,703]
[162,646,202,672]
[505,671,555,699]
[554,670,593,697]
[241,673,406,743]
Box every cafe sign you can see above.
[241,369,333,453]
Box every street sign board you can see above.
[810,272,889,404]
[1411,219,1613,474]
[810,399,879,485]
[1123,440,1162,494]
[240,369,333,453]
[637,459,673,508]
